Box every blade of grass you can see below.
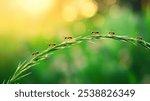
[4,33,150,84]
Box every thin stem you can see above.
[4,34,150,84]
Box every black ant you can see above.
[136,36,143,40]
[108,32,115,35]
[91,32,99,35]
[64,36,73,39]
[32,51,39,56]
[48,43,56,47]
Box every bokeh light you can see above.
[0,0,150,84]
[15,0,55,16]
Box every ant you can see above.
[136,36,143,40]
[32,51,39,56]
[108,32,115,35]
[48,43,56,47]
[64,36,73,39]
[91,32,99,35]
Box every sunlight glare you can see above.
[62,5,78,22]
[15,0,55,16]
[80,0,98,18]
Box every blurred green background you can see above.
[0,0,150,84]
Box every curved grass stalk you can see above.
[4,34,150,84]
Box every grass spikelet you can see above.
[4,32,150,84]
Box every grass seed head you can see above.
[5,32,150,84]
